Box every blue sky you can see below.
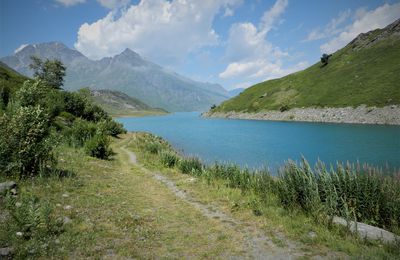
[1,0,399,90]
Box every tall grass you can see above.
[135,133,400,234]
[277,159,400,231]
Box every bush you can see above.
[16,80,47,107]
[178,157,203,175]
[1,193,64,258]
[84,134,113,159]
[159,150,179,168]
[97,119,126,137]
[65,118,97,146]
[0,105,55,177]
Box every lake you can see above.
[117,112,400,172]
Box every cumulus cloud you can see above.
[75,0,241,63]
[55,0,85,7]
[220,0,305,81]
[97,0,130,9]
[321,3,400,53]
[304,9,351,42]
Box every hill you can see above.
[83,88,167,117]
[1,43,230,112]
[228,88,245,97]
[211,19,400,115]
[0,61,28,108]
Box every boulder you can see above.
[333,216,399,243]
[0,181,17,196]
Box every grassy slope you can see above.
[0,138,242,258]
[214,31,400,113]
[87,89,168,117]
[0,61,28,93]
[1,134,399,258]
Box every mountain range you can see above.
[1,42,230,112]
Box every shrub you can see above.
[84,134,113,159]
[0,105,55,177]
[1,193,64,258]
[97,119,126,137]
[66,118,97,146]
[62,91,86,118]
[178,157,203,175]
[159,150,179,168]
[16,80,47,107]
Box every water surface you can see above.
[118,112,400,172]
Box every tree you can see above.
[29,56,66,89]
[320,53,332,66]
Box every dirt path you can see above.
[120,146,305,259]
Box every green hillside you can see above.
[213,20,400,113]
[0,61,28,108]
[80,88,168,117]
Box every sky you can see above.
[1,0,399,90]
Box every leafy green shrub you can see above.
[1,193,64,258]
[0,105,55,177]
[97,119,126,137]
[84,134,113,159]
[62,91,86,118]
[178,157,203,175]
[159,150,179,168]
[16,80,47,107]
[66,118,97,146]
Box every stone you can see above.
[0,181,17,196]
[308,231,317,239]
[0,247,13,257]
[332,216,399,243]
[63,216,72,224]
[62,193,69,198]
[64,205,73,210]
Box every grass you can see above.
[79,88,168,118]
[213,30,400,113]
[128,132,400,259]
[0,140,244,258]
[1,132,399,258]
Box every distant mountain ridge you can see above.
[1,42,230,112]
[210,19,400,114]
[86,89,167,116]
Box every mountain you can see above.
[83,89,167,117]
[228,88,245,97]
[1,42,230,112]
[211,19,400,114]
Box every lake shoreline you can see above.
[203,105,400,125]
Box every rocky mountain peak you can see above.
[348,18,400,51]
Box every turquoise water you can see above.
[117,112,400,172]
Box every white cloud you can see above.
[220,60,308,80]
[321,3,400,53]
[14,44,28,54]
[55,0,85,7]
[97,0,130,9]
[304,9,351,41]
[75,0,241,63]
[259,0,288,33]
[220,0,304,81]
